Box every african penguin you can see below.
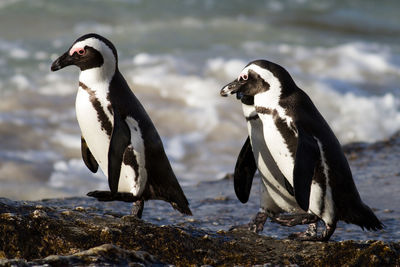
[51,33,192,217]
[220,59,383,241]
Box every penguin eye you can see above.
[77,48,86,56]
[238,73,248,81]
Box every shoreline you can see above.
[0,132,399,266]
[0,197,399,266]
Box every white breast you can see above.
[75,80,145,196]
[259,113,294,182]
[76,85,112,174]
[243,103,299,213]
[254,91,295,182]
[249,89,300,212]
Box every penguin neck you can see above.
[254,87,295,131]
[242,102,257,118]
[79,63,117,87]
[254,87,282,110]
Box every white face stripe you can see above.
[239,64,282,92]
[71,37,117,83]
[242,63,294,129]
[69,37,114,60]
[241,64,283,108]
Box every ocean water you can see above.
[0,0,399,240]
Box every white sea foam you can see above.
[129,47,400,145]
[309,82,400,142]
[48,159,107,195]
[10,74,30,90]
[0,150,62,163]
[129,53,222,132]
[34,51,48,61]
[272,42,400,84]
[0,39,30,60]
[51,131,81,150]
[206,58,247,80]
[39,73,77,96]
[9,48,29,59]
[241,42,400,88]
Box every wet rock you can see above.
[0,244,162,266]
[0,197,399,266]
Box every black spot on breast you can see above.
[79,82,113,137]
[246,114,259,121]
[106,93,113,115]
[123,145,140,182]
[272,111,297,158]
[254,107,297,154]
[255,106,273,114]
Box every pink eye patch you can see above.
[238,73,248,81]
[69,47,85,56]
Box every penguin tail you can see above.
[171,201,192,216]
[345,202,384,231]
[166,183,192,216]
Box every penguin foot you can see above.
[249,211,269,233]
[271,213,319,227]
[288,222,336,242]
[131,200,144,219]
[87,191,140,202]
[230,211,268,233]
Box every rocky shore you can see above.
[1,133,400,266]
[0,196,399,266]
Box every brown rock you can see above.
[0,197,399,266]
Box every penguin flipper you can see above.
[234,137,257,203]
[293,126,319,211]
[87,190,140,202]
[81,136,99,173]
[108,110,131,195]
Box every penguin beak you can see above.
[220,80,246,99]
[51,51,74,71]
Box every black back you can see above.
[108,71,192,215]
[283,86,376,223]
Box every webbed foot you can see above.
[271,213,319,226]
[131,199,144,219]
[289,222,336,242]
[230,211,269,233]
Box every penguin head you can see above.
[220,59,296,100]
[51,33,118,80]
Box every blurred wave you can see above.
[0,0,399,201]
